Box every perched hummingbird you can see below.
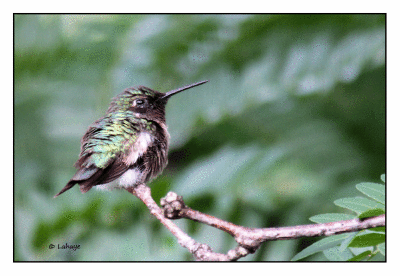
[54,80,208,198]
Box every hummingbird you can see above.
[54,80,208,198]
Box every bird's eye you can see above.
[135,99,145,106]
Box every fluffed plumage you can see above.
[54,81,208,198]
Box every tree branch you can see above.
[125,184,235,261]
[127,185,386,261]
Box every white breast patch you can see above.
[96,132,153,191]
[96,168,143,191]
[118,168,143,187]
[124,132,153,166]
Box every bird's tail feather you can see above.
[53,181,76,198]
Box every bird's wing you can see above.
[75,116,134,182]
[55,116,136,197]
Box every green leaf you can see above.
[339,232,358,251]
[380,174,385,183]
[334,197,384,214]
[309,213,356,223]
[356,182,385,204]
[377,243,385,256]
[291,234,350,261]
[370,227,386,233]
[349,233,385,248]
[358,208,385,219]
[323,246,354,261]
[368,251,385,261]
[347,250,373,261]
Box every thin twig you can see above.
[162,191,385,249]
[128,186,386,261]
[126,184,232,261]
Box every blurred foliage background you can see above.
[14,14,385,261]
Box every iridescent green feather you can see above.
[80,111,154,169]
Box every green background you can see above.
[14,14,385,261]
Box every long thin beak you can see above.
[160,80,209,100]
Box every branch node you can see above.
[160,191,187,219]
[193,243,214,261]
[235,233,262,251]
[227,246,251,260]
